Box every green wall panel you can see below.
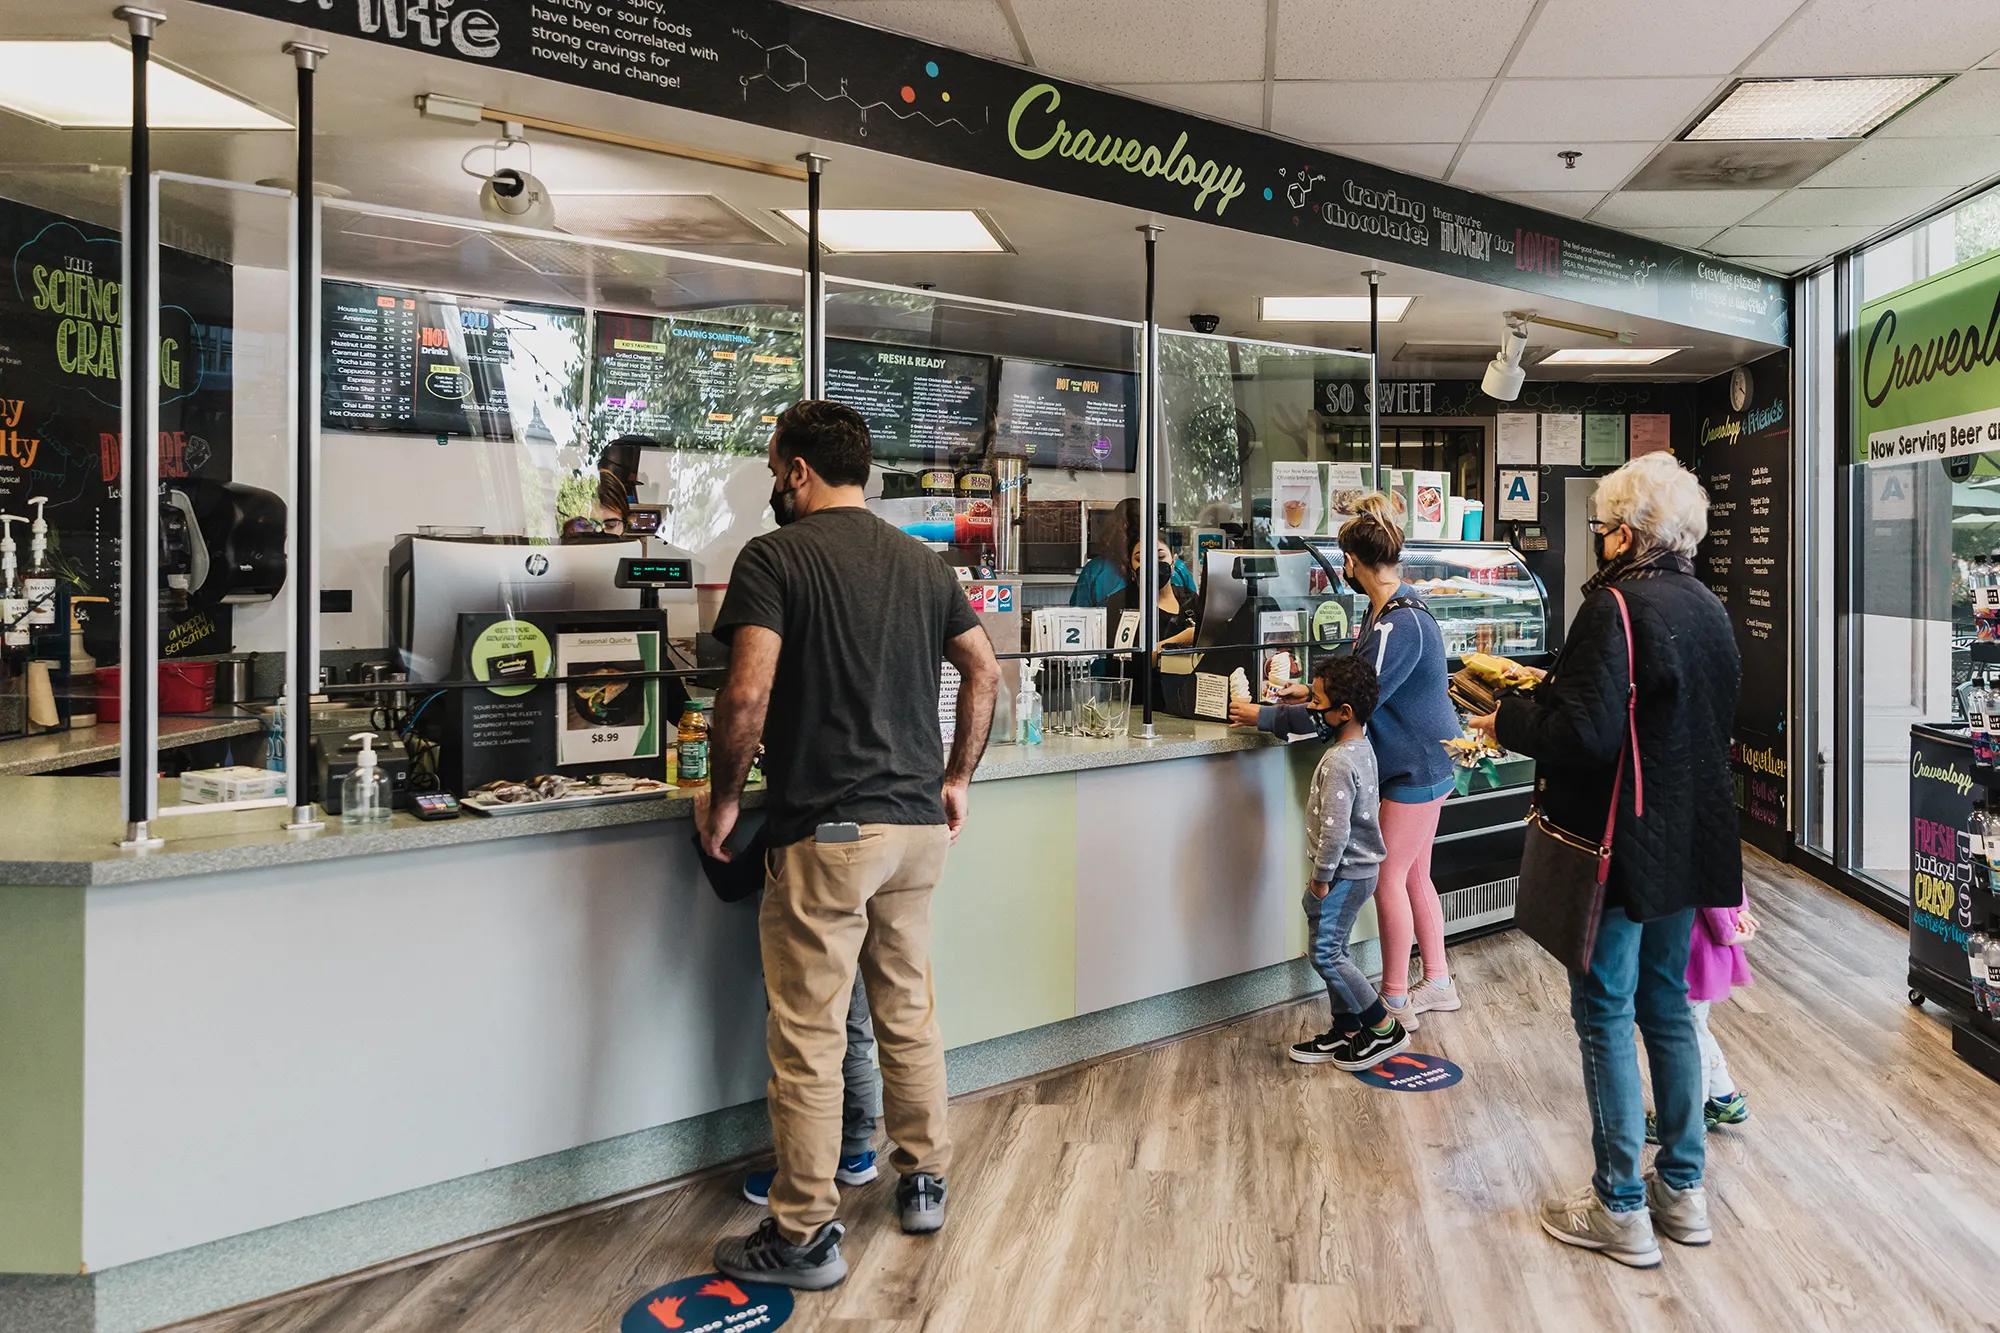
[931,773,1077,1049]
[0,886,84,1274]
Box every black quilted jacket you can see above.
[1494,567,1742,922]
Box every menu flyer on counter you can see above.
[556,630,660,767]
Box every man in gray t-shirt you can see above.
[701,400,999,1291]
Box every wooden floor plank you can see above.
[174,857,2000,1333]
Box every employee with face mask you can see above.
[1108,537,1201,713]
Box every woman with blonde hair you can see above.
[1470,451,1740,1267]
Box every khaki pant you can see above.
[761,823,953,1243]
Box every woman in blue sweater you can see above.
[1234,495,1463,1022]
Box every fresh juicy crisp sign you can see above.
[1859,247,2000,465]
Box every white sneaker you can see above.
[1381,1000,1419,1032]
[1644,1171,1712,1246]
[1539,1185,1662,1268]
[1405,978,1462,1016]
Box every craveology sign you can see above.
[1858,247,2000,465]
[195,0,1786,343]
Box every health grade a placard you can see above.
[556,629,661,767]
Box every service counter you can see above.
[0,718,1356,1331]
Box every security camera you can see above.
[1188,313,1220,334]
[1482,317,1530,401]
[480,168,556,230]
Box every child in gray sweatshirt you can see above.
[1289,654,1410,1071]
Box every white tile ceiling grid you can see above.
[799,0,2000,274]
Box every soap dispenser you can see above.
[340,732,393,826]
[0,515,27,666]
[23,497,54,630]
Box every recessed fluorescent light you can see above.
[1685,77,1943,142]
[1260,295,1414,322]
[775,208,1008,253]
[1539,347,1681,366]
[0,40,289,130]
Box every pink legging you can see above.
[1375,795,1450,999]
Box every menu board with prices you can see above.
[826,339,993,463]
[993,359,1137,471]
[591,313,802,451]
[322,281,587,441]
[1694,351,1791,855]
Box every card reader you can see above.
[410,792,461,821]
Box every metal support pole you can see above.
[1831,253,1855,872]
[1137,224,1164,739]
[1365,269,1384,486]
[286,40,327,830]
[116,6,165,849]
[798,153,829,397]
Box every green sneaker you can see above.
[1704,1091,1749,1128]
[1643,1110,1659,1146]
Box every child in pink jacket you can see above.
[1650,897,1757,1142]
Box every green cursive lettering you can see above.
[1007,83,1066,160]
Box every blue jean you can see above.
[1304,877,1380,1023]
[1569,905,1704,1212]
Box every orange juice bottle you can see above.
[676,699,710,787]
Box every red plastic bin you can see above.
[96,662,217,722]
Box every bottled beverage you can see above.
[676,699,711,787]
[1972,679,1993,769]
[1971,805,1992,895]
[339,732,392,825]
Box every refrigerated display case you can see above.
[1192,539,1551,940]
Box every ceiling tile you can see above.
[1494,191,1607,218]
[1509,0,1800,77]
[1112,82,1266,126]
[1593,189,1786,227]
[1624,139,1858,190]
[799,1,1023,62]
[1449,142,1653,192]
[1801,135,2000,186]
[1610,225,1726,247]
[1321,143,1459,178]
[1273,0,1539,79]
[1745,0,2000,76]
[1877,69,2000,137]
[1272,81,1490,144]
[1708,224,1884,256]
[1009,0,1265,82]
[1474,78,1722,143]
[1744,185,1953,227]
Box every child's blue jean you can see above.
[1304,876,1381,1025]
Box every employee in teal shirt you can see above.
[1069,501,1197,606]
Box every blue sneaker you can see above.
[742,1150,879,1206]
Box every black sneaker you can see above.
[1289,1028,1349,1064]
[897,1172,947,1235]
[1328,1020,1411,1072]
[713,1216,848,1290]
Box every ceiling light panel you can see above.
[1539,348,1682,366]
[1260,296,1414,322]
[1685,77,1943,141]
[0,41,289,130]
[776,209,1007,253]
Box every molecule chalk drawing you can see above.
[735,31,984,136]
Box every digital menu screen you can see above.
[321,281,587,442]
[824,338,993,463]
[994,358,1137,472]
[590,313,803,451]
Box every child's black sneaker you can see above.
[1329,1020,1411,1072]
[1289,1028,1348,1064]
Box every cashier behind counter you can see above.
[1069,499,1196,607]
[1108,539,1201,716]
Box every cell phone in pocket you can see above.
[814,821,862,844]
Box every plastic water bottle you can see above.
[1971,804,1992,894]
[1972,679,1993,769]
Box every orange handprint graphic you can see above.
[646,1295,686,1328]
[699,1279,750,1306]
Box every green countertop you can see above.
[0,718,1281,887]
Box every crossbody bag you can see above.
[1515,587,1643,974]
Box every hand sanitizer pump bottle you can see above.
[23,497,54,630]
[341,732,393,825]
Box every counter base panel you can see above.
[4,956,1325,1333]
